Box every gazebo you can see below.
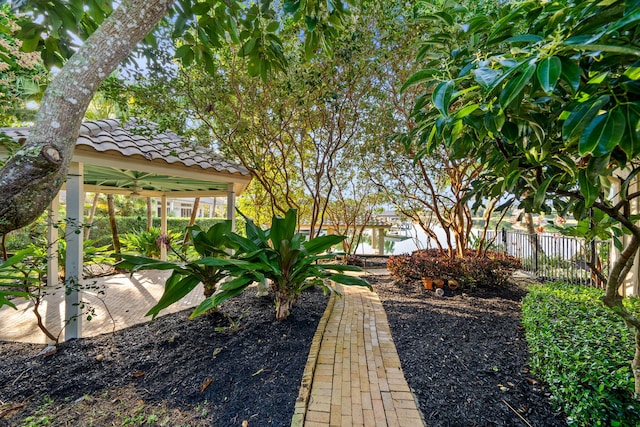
[1,119,252,340]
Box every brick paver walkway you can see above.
[0,271,203,344]
[293,284,425,427]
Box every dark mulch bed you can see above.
[373,275,566,427]
[0,275,566,426]
[0,289,329,426]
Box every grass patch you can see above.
[522,283,640,426]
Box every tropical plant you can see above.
[120,228,179,259]
[404,0,640,396]
[55,238,111,279]
[206,209,371,320]
[116,221,236,317]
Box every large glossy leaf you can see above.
[586,154,611,183]
[474,67,499,89]
[432,80,455,117]
[505,34,543,44]
[190,277,253,318]
[499,60,536,109]
[196,257,263,271]
[146,274,201,319]
[533,175,554,210]
[606,8,640,34]
[621,103,640,157]
[537,56,562,94]
[559,57,581,94]
[453,104,480,120]
[328,274,371,289]
[303,234,346,254]
[400,69,442,93]
[563,95,610,142]
[579,108,625,156]
[116,254,188,273]
[578,169,601,207]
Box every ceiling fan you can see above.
[129,180,143,196]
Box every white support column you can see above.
[65,162,84,341]
[371,228,377,254]
[160,195,168,261]
[46,194,59,288]
[227,184,236,232]
[377,227,385,255]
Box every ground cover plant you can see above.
[522,283,640,426]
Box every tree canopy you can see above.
[0,0,354,234]
[405,0,640,396]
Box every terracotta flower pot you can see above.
[421,277,433,290]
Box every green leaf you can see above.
[579,109,625,156]
[305,16,318,32]
[505,170,521,191]
[621,103,640,157]
[563,95,610,142]
[484,108,505,133]
[474,67,498,89]
[453,104,480,119]
[499,60,536,109]
[533,175,553,210]
[304,234,345,254]
[537,56,562,94]
[586,154,611,183]
[146,274,201,319]
[606,8,640,34]
[328,274,371,289]
[283,0,301,14]
[560,43,640,57]
[578,169,601,207]
[505,34,543,44]
[175,44,192,59]
[400,69,442,93]
[559,57,581,94]
[432,80,455,117]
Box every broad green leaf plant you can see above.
[404,0,640,397]
[119,210,370,321]
[211,209,371,320]
[116,221,241,318]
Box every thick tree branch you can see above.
[0,0,175,234]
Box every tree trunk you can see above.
[0,0,175,234]
[275,290,296,320]
[146,197,153,232]
[601,232,640,397]
[183,197,200,246]
[107,194,121,254]
[634,329,640,399]
[84,193,100,240]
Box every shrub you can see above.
[522,283,640,426]
[387,249,521,288]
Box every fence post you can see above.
[502,227,507,254]
[534,233,539,274]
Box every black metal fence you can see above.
[485,230,610,287]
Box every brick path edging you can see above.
[291,291,337,426]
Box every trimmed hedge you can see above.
[387,249,521,288]
[522,283,640,426]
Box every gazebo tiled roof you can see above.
[1,119,252,196]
